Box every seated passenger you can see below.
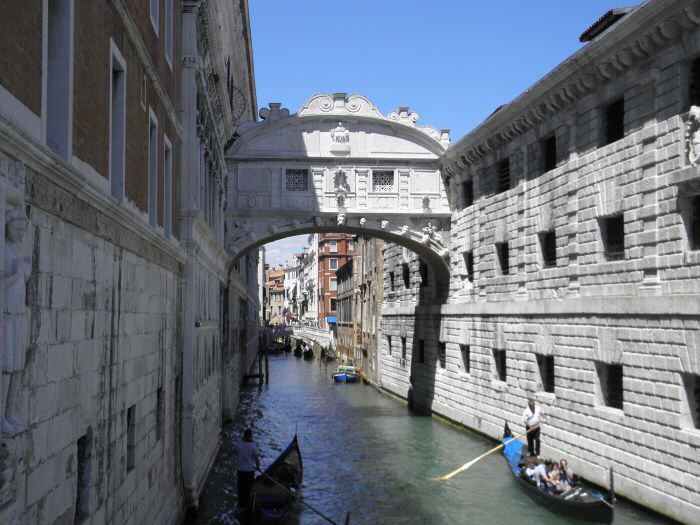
[558,459,574,485]
[524,457,548,488]
[547,469,573,495]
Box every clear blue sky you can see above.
[250,0,640,266]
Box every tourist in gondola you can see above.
[547,468,573,495]
[234,428,261,513]
[522,398,547,457]
[523,457,548,489]
[558,459,574,486]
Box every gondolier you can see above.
[234,428,261,511]
[522,399,547,457]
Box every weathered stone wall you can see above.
[381,2,700,523]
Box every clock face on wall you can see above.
[230,86,247,123]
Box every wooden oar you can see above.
[430,424,542,481]
[254,467,345,525]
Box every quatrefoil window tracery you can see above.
[372,170,394,192]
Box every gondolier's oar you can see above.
[430,424,542,481]
[254,467,345,525]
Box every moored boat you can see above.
[303,347,314,360]
[502,423,614,524]
[293,342,302,358]
[332,364,359,383]
[236,434,303,524]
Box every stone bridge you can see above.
[225,93,452,292]
[267,324,333,348]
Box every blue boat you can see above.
[333,364,359,383]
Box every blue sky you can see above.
[250,0,640,267]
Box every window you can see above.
[156,387,164,441]
[601,215,625,261]
[496,242,509,275]
[402,263,410,288]
[537,354,555,393]
[329,241,337,253]
[285,169,309,192]
[165,0,173,64]
[418,339,425,364]
[150,0,159,34]
[46,0,72,159]
[543,135,557,172]
[348,240,354,251]
[387,336,392,355]
[74,431,92,522]
[438,342,446,369]
[463,251,474,282]
[419,261,428,287]
[460,344,470,373]
[401,337,407,362]
[126,405,136,472]
[596,362,623,409]
[330,298,337,311]
[682,373,700,428]
[389,271,395,291]
[148,110,158,226]
[493,349,506,381]
[497,159,510,193]
[541,231,556,268]
[329,258,338,270]
[603,98,625,145]
[462,179,474,207]
[110,42,126,202]
[691,195,700,250]
[329,277,337,291]
[372,170,394,192]
[163,136,172,238]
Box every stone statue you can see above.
[686,106,700,165]
[2,210,30,437]
[337,213,345,226]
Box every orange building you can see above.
[317,233,353,330]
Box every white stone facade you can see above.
[381,2,700,523]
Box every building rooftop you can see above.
[579,6,636,42]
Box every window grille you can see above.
[460,344,470,373]
[402,263,410,288]
[543,135,557,172]
[418,339,425,364]
[462,179,474,207]
[496,242,510,275]
[601,215,625,261]
[691,57,700,107]
[401,337,407,362]
[691,195,700,250]
[541,231,557,268]
[682,373,700,428]
[597,362,623,409]
[497,159,510,193]
[603,98,625,145]
[537,354,555,393]
[493,349,506,381]
[372,170,394,192]
[463,251,474,282]
[285,169,309,192]
[419,261,428,287]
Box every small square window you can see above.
[348,240,354,251]
[329,241,337,253]
[682,373,700,428]
[418,339,425,364]
[329,258,338,270]
[285,169,309,192]
[419,261,428,287]
[497,159,510,194]
[438,342,446,369]
[493,349,506,381]
[537,354,555,393]
[596,362,623,409]
[460,344,470,373]
[540,230,556,268]
[496,242,510,275]
[601,215,625,261]
[543,135,557,172]
[330,298,337,311]
[372,170,394,192]
[402,263,410,288]
[463,251,474,282]
[603,98,625,145]
[462,179,474,207]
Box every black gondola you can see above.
[293,342,302,358]
[502,423,614,524]
[236,434,303,524]
[303,347,314,360]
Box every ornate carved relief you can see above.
[686,106,700,166]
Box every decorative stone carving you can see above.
[422,196,431,211]
[359,217,366,226]
[336,213,345,226]
[686,106,700,166]
[2,209,30,437]
[420,222,443,245]
[330,122,350,155]
[380,220,389,229]
[334,169,350,206]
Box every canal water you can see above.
[190,355,672,525]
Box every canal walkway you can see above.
[188,355,673,525]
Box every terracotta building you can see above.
[265,266,285,324]
[316,233,353,330]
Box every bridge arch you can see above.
[224,92,453,296]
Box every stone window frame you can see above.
[536,354,555,394]
[599,213,625,261]
[495,241,510,276]
[284,168,310,193]
[680,372,700,430]
[462,250,474,283]
[370,169,396,193]
[492,348,507,383]
[539,229,557,268]
[595,361,624,411]
[329,257,338,270]
[542,133,557,172]
[600,96,625,147]
[460,344,471,375]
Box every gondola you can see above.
[293,343,303,358]
[502,423,614,524]
[303,347,314,360]
[236,434,303,524]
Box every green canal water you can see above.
[190,355,674,525]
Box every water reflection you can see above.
[190,356,672,525]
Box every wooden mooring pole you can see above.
[265,350,269,383]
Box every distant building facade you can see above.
[317,233,353,330]
[265,266,285,324]
[336,258,354,359]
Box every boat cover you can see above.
[502,435,524,475]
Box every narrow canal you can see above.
[190,355,672,525]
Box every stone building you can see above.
[283,254,303,322]
[335,258,354,359]
[0,1,259,523]
[317,233,353,330]
[265,266,285,324]
[353,237,384,384]
[298,236,319,325]
[380,3,700,523]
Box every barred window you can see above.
[543,135,557,172]
[603,98,625,145]
[460,344,470,373]
[541,230,557,268]
[401,337,407,361]
[597,362,623,409]
[493,349,506,381]
[372,170,394,192]
[690,57,700,107]
[682,373,700,428]
[537,354,555,393]
[463,251,474,282]
[462,179,474,207]
[497,159,510,194]
[691,195,700,250]
[496,242,510,275]
[438,342,446,369]
[285,169,309,192]
[601,215,625,261]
